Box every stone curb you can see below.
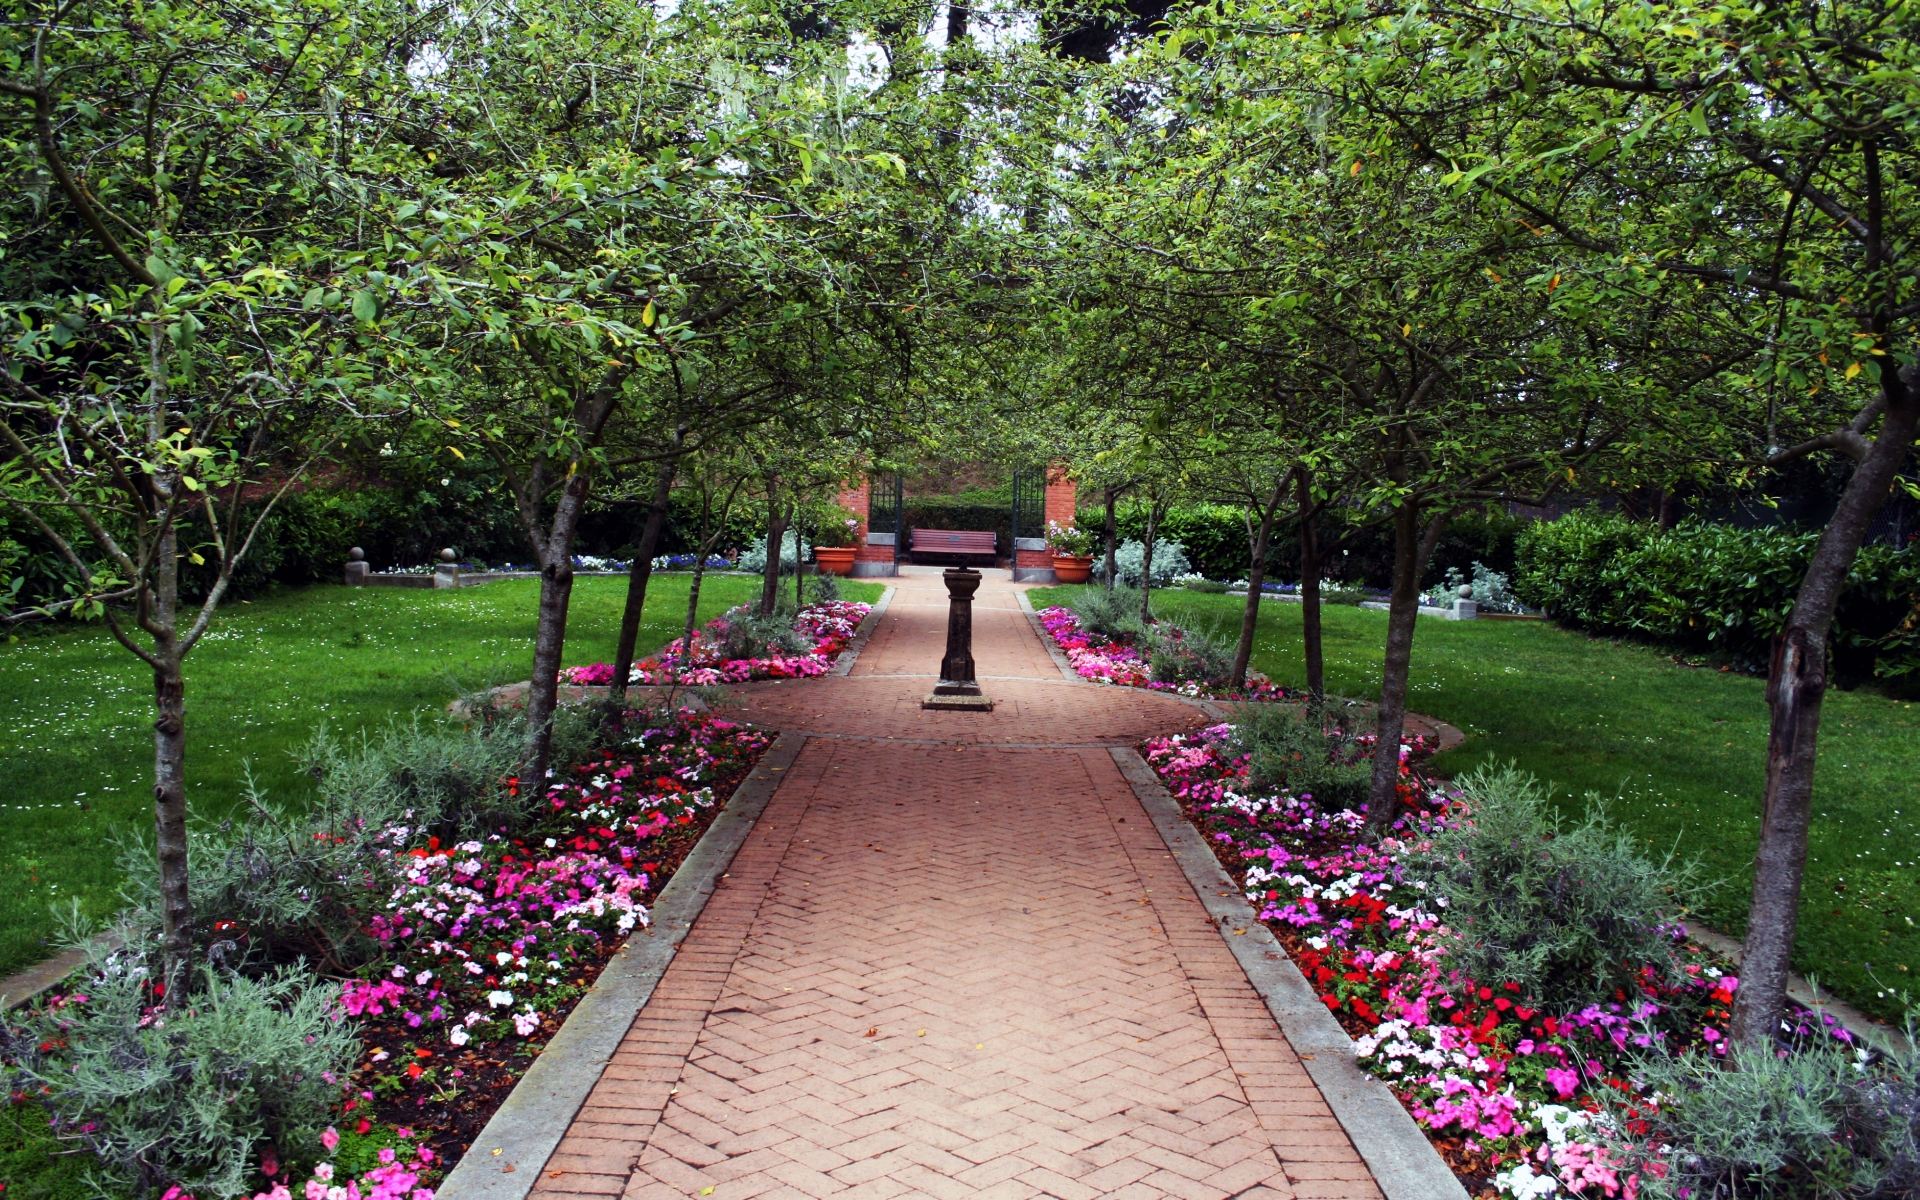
[1111,747,1469,1200]
[830,586,894,677]
[1682,921,1912,1053]
[1,944,92,1012]
[436,731,809,1200]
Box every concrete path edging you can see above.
[1111,747,1470,1200]
[830,585,894,677]
[436,732,810,1200]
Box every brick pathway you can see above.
[532,571,1381,1200]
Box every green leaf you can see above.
[352,291,381,324]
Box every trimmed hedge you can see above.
[1514,509,1920,682]
[1081,502,1525,587]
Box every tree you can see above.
[1268,0,1920,1044]
[0,0,419,984]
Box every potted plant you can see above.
[1047,520,1097,583]
[811,507,861,575]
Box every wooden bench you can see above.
[908,529,999,566]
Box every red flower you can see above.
[356,1118,373,1135]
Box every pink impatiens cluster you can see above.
[1035,606,1293,700]
[1142,724,1751,1198]
[563,600,869,688]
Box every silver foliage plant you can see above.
[1,929,356,1200]
[1091,538,1191,588]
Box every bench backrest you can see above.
[909,529,997,553]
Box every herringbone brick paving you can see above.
[531,571,1381,1200]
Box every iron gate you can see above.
[867,472,905,568]
[1009,466,1046,558]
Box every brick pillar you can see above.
[845,475,898,577]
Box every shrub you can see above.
[1401,764,1695,1010]
[118,715,538,971]
[1514,509,1920,680]
[1619,1033,1920,1200]
[1228,704,1371,812]
[1069,586,1149,642]
[1146,624,1234,686]
[1439,561,1524,613]
[712,604,811,660]
[1091,538,1192,587]
[1,935,356,1200]
[805,573,842,604]
[737,531,810,574]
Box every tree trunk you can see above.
[1103,486,1120,591]
[148,493,194,994]
[1730,381,1919,1047]
[760,489,787,617]
[1230,479,1287,688]
[1364,505,1449,833]
[522,470,592,787]
[610,459,677,701]
[683,554,708,667]
[1138,504,1159,624]
[1298,471,1324,707]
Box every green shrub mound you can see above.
[1068,585,1149,642]
[1515,510,1920,681]
[1229,704,1371,812]
[1404,764,1697,1011]
[1,935,355,1200]
[1147,624,1234,687]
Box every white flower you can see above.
[463,1011,486,1027]
[1491,1161,1558,1199]
[415,971,433,985]
[495,951,512,966]
[464,962,483,975]
[390,965,407,978]
[487,990,514,1008]
[449,1028,470,1047]
[545,838,557,848]
[513,1009,542,1036]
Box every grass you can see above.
[0,574,882,979]
[1032,585,1920,1021]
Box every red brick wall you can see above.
[1044,464,1078,534]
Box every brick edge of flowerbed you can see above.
[435,730,810,1200]
[1109,746,1471,1200]
[1014,588,1082,684]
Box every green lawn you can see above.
[0,574,882,978]
[1032,585,1920,1021]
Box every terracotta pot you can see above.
[1051,554,1093,584]
[813,546,857,576]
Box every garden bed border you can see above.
[829,584,894,677]
[1109,746,1470,1200]
[434,731,809,1200]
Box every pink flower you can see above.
[321,1127,341,1152]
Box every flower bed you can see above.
[340,716,771,1176]
[563,599,869,688]
[1035,605,1295,701]
[1141,725,1862,1198]
[6,713,773,1200]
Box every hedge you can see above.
[1514,509,1920,682]
[1078,501,1525,587]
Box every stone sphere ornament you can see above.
[440,548,458,563]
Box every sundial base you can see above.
[922,692,995,711]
